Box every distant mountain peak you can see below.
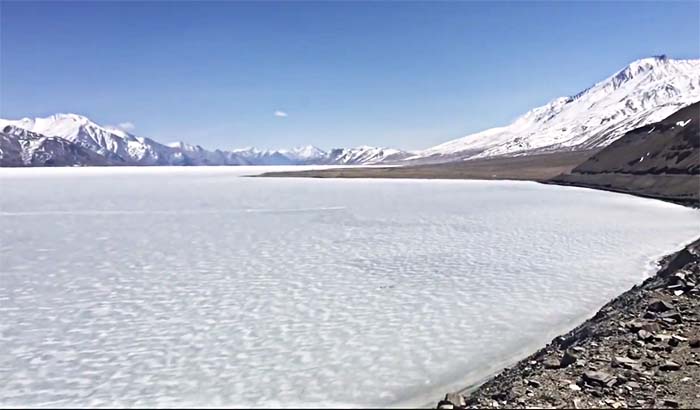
[50,112,92,122]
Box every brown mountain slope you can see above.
[550,102,700,206]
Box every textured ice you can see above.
[0,167,698,408]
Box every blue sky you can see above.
[1,1,698,150]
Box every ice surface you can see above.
[0,167,698,408]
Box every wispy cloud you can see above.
[117,121,135,131]
[274,110,288,118]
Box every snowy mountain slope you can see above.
[0,114,176,165]
[0,125,115,166]
[322,146,411,164]
[0,131,26,167]
[0,115,407,166]
[166,141,250,165]
[227,145,409,165]
[230,147,297,165]
[412,56,700,162]
[278,145,327,163]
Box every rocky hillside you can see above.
[551,102,700,206]
[439,238,700,409]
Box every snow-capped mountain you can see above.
[0,115,407,166]
[167,141,250,165]
[278,145,327,163]
[0,114,181,165]
[410,56,700,162]
[229,147,298,165]
[0,124,115,166]
[3,56,695,168]
[322,146,410,164]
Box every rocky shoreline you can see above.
[438,237,700,409]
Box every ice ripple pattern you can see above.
[0,167,698,407]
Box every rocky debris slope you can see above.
[550,102,699,206]
[438,238,700,409]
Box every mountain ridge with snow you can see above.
[408,56,700,163]
[0,114,408,166]
[2,56,698,167]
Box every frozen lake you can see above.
[1,167,698,407]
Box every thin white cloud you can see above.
[274,111,288,118]
[117,121,135,131]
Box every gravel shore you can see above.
[437,238,700,409]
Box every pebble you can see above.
[528,380,541,388]
[647,300,674,313]
[582,370,617,387]
[659,360,681,371]
[638,329,654,341]
[663,398,679,408]
[560,350,578,368]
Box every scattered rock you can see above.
[543,358,561,369]
[663,398,680,408]
[582,370,617,387]
[443,392,466,408]
[528,380,541,388]
[612,356,640,370]
[669,335,688,346]
[659,311,683,323]
[638,329,654,341]
[641,322,661,333]
[648,299,674,313]
[568,383,581,392]
[560,350,578,368]
[655,334,673,343]
[443,240,700,410]
[659,361,681,371]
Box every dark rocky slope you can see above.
[439,239,700,409]
[550,102,700,206]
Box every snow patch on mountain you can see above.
[324,146,411,165]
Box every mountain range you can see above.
[1,55,698,167]
[0,114,410,167]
